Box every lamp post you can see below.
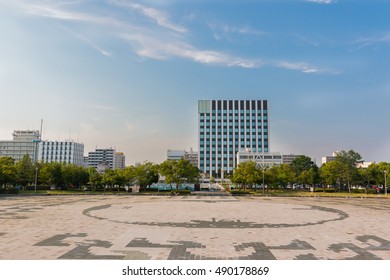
[34,166,38,193]
[262,168,265,195]
[384,170,387,196]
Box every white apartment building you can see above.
[38,141,85,166]
[115,152,126,169]
[237,150,283,167]
[0,130,40,162]
[236,150,310,168]
[167,148,199,167]
[88,148,116,172]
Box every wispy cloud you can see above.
[276,61,332,74]
[305,0,337,4]
[1,0,332,73]
[109,0,187,33]
[208,22,266,42]
[352,32,390,47]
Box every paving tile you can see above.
[1,195,390,259]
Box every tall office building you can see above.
[198,100,269,178]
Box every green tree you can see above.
[39,162,64,189]
[159,158,200,188]
[15,154,35,188]
[375,162,390,186]
[0,157,17,187]
[88,167,102,190]
[134,162,159,191]
[290,156,319,186]
[320,161,344,189]
[275,164,295,188]
[335,150,363,192]
[62,164,89,190]
[231,161,262,190]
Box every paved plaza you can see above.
[0,195,389,260]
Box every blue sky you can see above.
[1,0,389,165]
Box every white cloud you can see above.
[353,32,390,47]
[109,0,187,33]
[305,0,337,4]
[1,0,332,73]
[276,61,325,73]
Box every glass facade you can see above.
[198,100,269,178]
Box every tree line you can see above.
[1,150,390,193]
[231,150,390,192]
[0,155,199,192]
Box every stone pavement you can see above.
[1,195,389,260]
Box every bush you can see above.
[171,190,191,195]
[0,187,18,194]
[230,190,253,195]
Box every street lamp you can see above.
[34,166,38,193]
[262,168,265,195]
[384,170,387,196]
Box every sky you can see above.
[1,0,389,165]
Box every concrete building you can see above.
[0,130,41,162]
[167,150,186,161]
[88,148,116,172]
[167,148,199,167]
[236,150,312,168]
[282,154,305,165]
[38,141,84,166]
[184,149,199,167]
[115,152,126,169]
[198,100,269,177]
[321,152,338,165]
[237,150,282,167]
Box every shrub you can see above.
[171,190,191,195]
[230,190,253,195]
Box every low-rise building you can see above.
[38,141,84,166]
[0,130,40,162]
[88,148,116,171]
[167,148,198,167]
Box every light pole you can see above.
[262,168,265,195]
[34,166,38,193]
[384,170,387,196]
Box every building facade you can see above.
[0,130,40,162]
[115,152,126,169]
[88,148,116,172]
[237,151,311,167]
[198,100,269,177]
[167,150,186,161]
[237,150,282,167]
[38,141,85,166]
[167,148,199,167]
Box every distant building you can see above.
[321,152,338,165]
[237,150,282,167]
[167,150,186,161]
[356,162,374,169]
[88,148,116,172]
[282,154,305,165]
[236,150,313,167]
[184,149,199,167]
[115,152,126,169]
[0,130,40,162]
[38,141,84,166]
[167,148,199,167]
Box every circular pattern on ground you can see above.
[83,199,348,228]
